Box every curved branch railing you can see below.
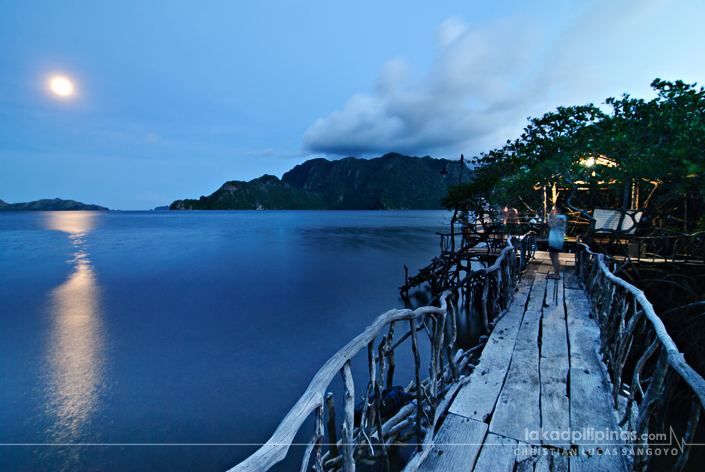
[587,230,705,265]
[229,234,534,472]
[404,232,536,301]
[576,243,705,471]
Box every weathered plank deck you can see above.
[413,251,629,472]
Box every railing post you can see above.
[672,395,702,472]
[341,361,355,472]
[375,340,389,472]
[620,337,661,428]
[480,272,490,333]
[410,318,422,451]
[635,348,669,469]
[300,404,325,472]
[445,295,459,382]
[315,405,324,472]
[325,393,338,460]
[384,323,396,390]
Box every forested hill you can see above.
[0,198,109,211]
[170,153,466,210]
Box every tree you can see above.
[443,79,705,233]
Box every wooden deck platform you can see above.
[414,251,629,472]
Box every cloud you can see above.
[301,15,546,158]
[434,16,466,49]
[302,0,705,159]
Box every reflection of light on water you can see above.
[46,211,95,239]
[43,212,105,444]
[47,260,104,441]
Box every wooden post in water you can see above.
[404,265,409,301]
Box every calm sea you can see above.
[0,210,449,472]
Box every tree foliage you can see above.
[443,79,705,232]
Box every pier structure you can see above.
[409,252,625,471]
[229,235,705,472]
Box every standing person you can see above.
[457,210,473,248]
[547,202,567,280]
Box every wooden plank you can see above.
[565,288,627,472]
[550,451,569,472]
[448,306,522,421]
[417,414,487,471]
[489,310,542,444]
[515,457,535,472]
[513,446,571,472]
[531,251,574,266]
[540,277,570,449]
[539,358,570,449]
[533,452,551,472]
[528,259,547,275]
[569,449,627,472]
[544,274,561,308]
[568,368,627,472]
[449,289,531,422]
[516,265,538,292]
[525,272,547,312]
[499,267,535,323]
[565,288,602,371]
[472,433,517,472]
[541,277,565,358]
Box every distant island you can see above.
[0,198,109,211]
[170,153,466,210]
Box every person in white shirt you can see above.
[547,202,567,280]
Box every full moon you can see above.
[51,77,73,96]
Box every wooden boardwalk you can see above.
[415,252,629,472]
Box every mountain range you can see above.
[170,153,466,210]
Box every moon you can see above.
[51,77,73,96]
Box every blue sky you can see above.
[1,0,704,210]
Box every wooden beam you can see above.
[565,288,628,472]
[489,309,542,444]
[449,296,531,422]
[472,433,518,472]
[540,277,570,449]
[410,414,487,472]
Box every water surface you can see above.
[0,210,448,471]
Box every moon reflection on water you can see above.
[43,212,106,448]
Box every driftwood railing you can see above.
[587,230,705,265]
[229,234,534,472]
[405,232,535,304]
[576,243,705,471]
[439,230,509,255]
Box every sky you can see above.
[1,0,704,210]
